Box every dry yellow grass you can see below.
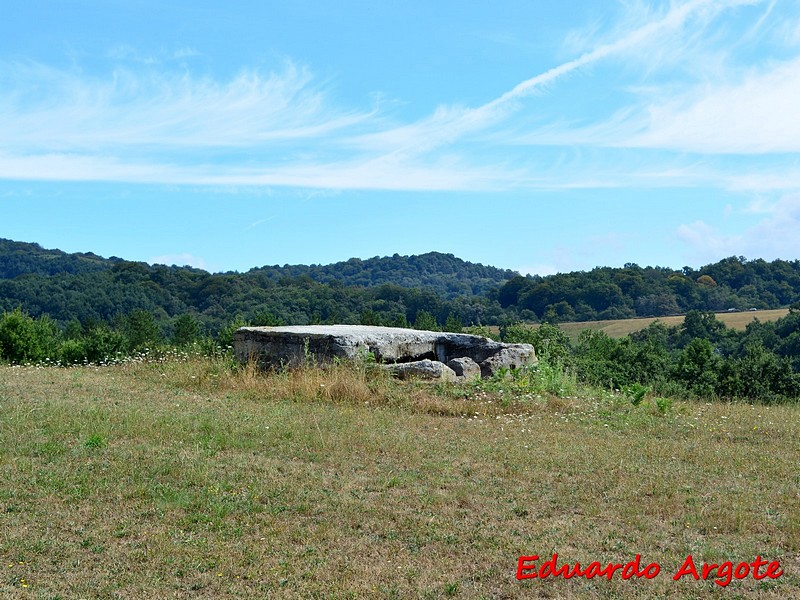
[0,358,798,598]
[523,309,791,341]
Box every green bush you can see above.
[673,338,719,397]
[413,310,438,332]
[83,325,128,363]
[216,316,249,350]
[0,308,60,364]
[654,397,672,414]
[443,314,463,333]
[123,309,162,352]
[624,383,649,406]
[503,322,572,367]
[60,338,89,364]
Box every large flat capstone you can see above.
[233,325,536,379]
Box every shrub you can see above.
[624,383,649,406]
[0,308,60,363]
[83,325,128,363]
[443,314,463,333]
[503,322,572,367]
[60,338,89,365]
[216,316,249,350]
[654,397,672,414]
[673,338,719,397]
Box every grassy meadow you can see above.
[1,355,799,598]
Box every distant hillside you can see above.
[497,257,800,322]
[3,238,800,333]
[0,239,510,330]
[0,239,516,299]
[247,252,517,298]
[524,308,792,341]
[0,238,123,279]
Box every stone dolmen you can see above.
[233,325,536,381]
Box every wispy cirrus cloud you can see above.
[0,61,369,150]
[624,56,800,153]
[0,0,797,195]
[353,0,748,156]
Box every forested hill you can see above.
[247,253,517,297]
[3,238,800,332]
[0,239,515,298]
[0,238,514,330]
[498,257,800,322]
[0,238,124,278]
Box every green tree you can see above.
[681,310,726,344]
[388,313,409,328]
[413,310,438,331]
[504,322,572,366]
[82,324,128,363]
[360,309,382,326]
[718,342,800,402]
[574,329,624,388]
[542,301,576,323]
[124,309,162,352]
[673,338,719,396]
[443,313,463,333]
[172,313,201,346]
[252,309,283,327]
[216,316,249,350]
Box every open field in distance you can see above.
[1,357,798,598]
[514,309,792,341]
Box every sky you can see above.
[2,0,800,275]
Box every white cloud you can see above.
[0,0,795,198]
[173,47,200,59]
[515,264,559,277]
[677,195,800,263]
[626,56,800,154]
[0,61,369,150]
[356,0,742,157]
[245,216,276,230]
[150,253,209,270]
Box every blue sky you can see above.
[2,0,800,275]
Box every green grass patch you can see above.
[0,358,798,598]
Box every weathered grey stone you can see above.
[233,325,536,378]
[447,357,481,379]
[381,359,457,382]
[478,344,537,378]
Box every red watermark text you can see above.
[517,553,783,587]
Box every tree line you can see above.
[3,306,799,404]
[4,240,800,334]
[3,238,800,402]
[502,308,800,404]
[497,256,800,322]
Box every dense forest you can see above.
[497,257,800,322]
[0,239,511,331]
[3,238,800,402]
[3,239,800,334]
[503,310,800,404]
